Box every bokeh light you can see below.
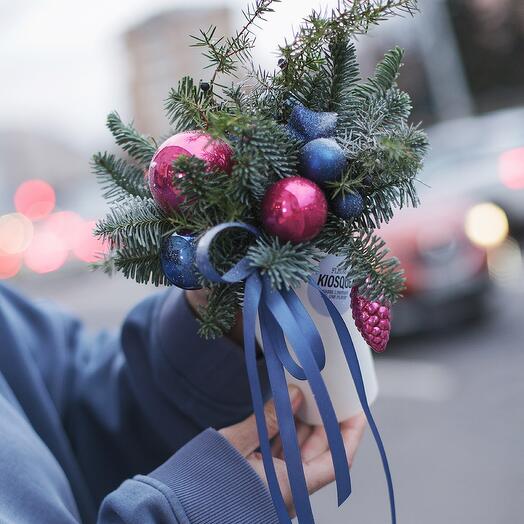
[73,220,107,263]
[499,148,524,190]
[464,203,509,249]
[14,180,56,221]
[24,228,68,274]
[45,211,84,251]
[0,253,22,280]
[0,213,34,255]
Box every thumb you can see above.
[220,386,303,457]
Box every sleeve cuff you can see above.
[153,289,269,429]
[148,428,279,524]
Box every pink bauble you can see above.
[261,176,328,243]
[350,287,391,353]
[148,131,233,212]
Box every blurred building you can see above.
[125,7,233,137]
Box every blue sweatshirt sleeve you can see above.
[0,284,270,508]
[99,429,278,524]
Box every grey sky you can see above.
[0,0,342,152]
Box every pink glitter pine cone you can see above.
[350,287,391,353]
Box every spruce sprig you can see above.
[106,112,157,167]
[192,0,281,88]
[279,1,417,89]
[108,244,169,287]
[93,0,426,337]
[196,284,242,339]
[95,196,171,251]
[92,152,150,202]
[165,76,215,131]
[247,236,322,290]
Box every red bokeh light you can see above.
[24,229,68,274]
[45,211,84,251]
[499,148,524,190]
[14,180,56,221]
[0,253,22,280]
[73,220,107,263]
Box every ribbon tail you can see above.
[313,283,397,524]
[263,279,352,507]
[259,303,315,524]
[243,274,290,523]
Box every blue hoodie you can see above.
[0,284,278,523]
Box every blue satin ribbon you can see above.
[195,222,396,524]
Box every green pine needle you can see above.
[92,152,150,202]
[92,0,426,337]
[106,112,157,167]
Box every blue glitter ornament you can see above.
[288,104,337,142]
[161,233,202,290]
[332,192,365,219]
[299,138,347,185]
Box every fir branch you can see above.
[314,218,404,303]
[358,46,404,96]
[95,196,172,251]
[247,235,322,290]
[92,152,150,202]
[165,76,215,131]
[279,1,417,89]
[110,244,169,287]
[106,112,157,167]
[339,232,405,304]
[197,284,242,339]
[172,155,249,225]
[329,37,360,113]
[192,0,280,88]
[206,111,299,204]
[290,36,360,113]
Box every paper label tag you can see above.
[307,255,352,316]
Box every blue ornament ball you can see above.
[332,192,365,219]
[299,138,347,185]
[161,233,202,290]
[288,104,337,142]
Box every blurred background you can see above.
[1,0,523,522]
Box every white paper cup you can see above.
[256,255,378,425]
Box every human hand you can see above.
[219,386,367,517]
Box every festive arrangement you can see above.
[93,1,427,522]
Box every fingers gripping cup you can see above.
[257,255,379,425]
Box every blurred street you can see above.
[12,264,524,523]
[2,1,524,522]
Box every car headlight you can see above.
[464,202,509,249]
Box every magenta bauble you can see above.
[261,176,328,243]
[350,287,391,353]
[148,131,233,212]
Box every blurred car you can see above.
[380,197,490,336]
[423,107,524,241]
[378,106,524,335]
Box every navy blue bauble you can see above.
[332,192,365,219]
[288,104,337,142]
[299,138,347,185]
[161,233,202,290]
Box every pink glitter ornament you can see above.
[148,131,233,212]
[261,176,328,243]
[350,287,391,353]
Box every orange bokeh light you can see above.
[499,148,524,190]
[0,253,22,280]
[14,180,56,221]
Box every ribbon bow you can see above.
[196,222,396,524]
